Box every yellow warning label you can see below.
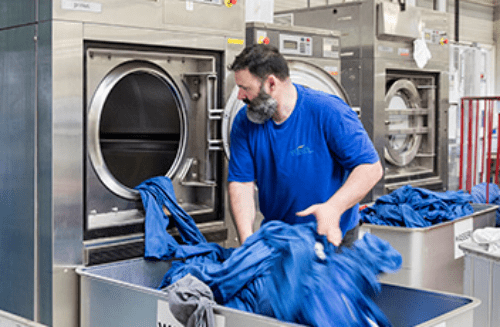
[227,38,244,45]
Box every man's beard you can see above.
[243,89,278,124]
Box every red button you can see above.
[263,37,270,45]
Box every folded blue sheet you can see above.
[137,176,402,326]
[360,185,474,227]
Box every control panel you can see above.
[280,34,312,56]
[423,29,449,45]
[250,26,340,60]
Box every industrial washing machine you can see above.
[0,1,244,326]
[279,0,450,200]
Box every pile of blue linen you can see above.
[136,176,402,327]
[360,185,474,228]
[471,182,500,226]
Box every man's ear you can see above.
[267,74,277,92]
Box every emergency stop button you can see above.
[225,0,237,7]
[258,36,270,45]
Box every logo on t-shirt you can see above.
[290,145,313,156]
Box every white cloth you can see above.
[413,38,432,69]
[472,227,500,254]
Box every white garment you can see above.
[413,38,432,69]
[472,227,500,254]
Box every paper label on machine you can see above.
[454,218,473,259]
[61,0,102,12]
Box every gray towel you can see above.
[162,274,215,327]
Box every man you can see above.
[227,44,383,247]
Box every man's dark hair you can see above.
[228,44,289,81]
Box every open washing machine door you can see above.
[87,61,188,201]
[222,59,350,158]
[384,79,424,167]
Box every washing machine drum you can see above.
[88,62,187,200]
[222,60,350,158]
[384,79,423,167]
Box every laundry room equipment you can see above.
[278,0,451,201]
[0,1,244,326]
[222,22,350,158]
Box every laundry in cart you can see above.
[136,176,402,327]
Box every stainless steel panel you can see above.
[36,20,54,326]
[51,0,245,37]
[52,20,84,266]
[0,0,36,29]
[377,1,420,39]
[0,25,36,320]
[83,22,228,50]
[53,266,79,327]
[287,2,371,60]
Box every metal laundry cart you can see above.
[76,257,480,327]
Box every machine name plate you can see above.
[378,45,393,53]
[61,0,102,13]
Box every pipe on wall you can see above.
[434,0,448,11]
[455,0,459,42]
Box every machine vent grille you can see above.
[85,227,228,266]
[86,241,145,266]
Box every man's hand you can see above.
[296,203,342,246]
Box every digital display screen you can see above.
[283,40,298,50]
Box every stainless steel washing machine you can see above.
[279,0,450,200]
[0,1,244,326]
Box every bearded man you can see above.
[227,44,383,247]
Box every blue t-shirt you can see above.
[228,84,380,235]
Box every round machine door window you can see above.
[222,59,350,158]
[88,61,187,200]
[384,79,423,167]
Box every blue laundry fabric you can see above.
[137,176,402,326]
[158,221,402,327]
[136,176,214,260]
[471,182,500,226]
[360,185,474,227]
